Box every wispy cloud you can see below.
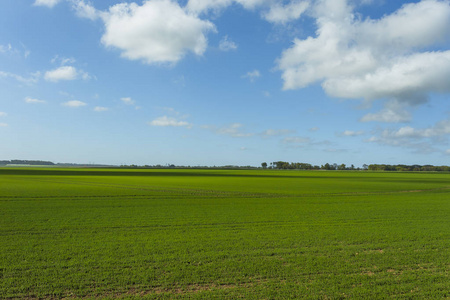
[25,97,46,104]
[242,70,261,82]
[0,70,40,85]
[34,0,62,8]
[204,123,253,138]
[219,35,238,51]
[338,130,365,137]
[93,106,108,112]
[261,129,294,137]
[62,100,87,107]
[149,116,192,128]
[121,97,135,105]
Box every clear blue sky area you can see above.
[1,0,449,167]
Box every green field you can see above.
[1,168,449,299]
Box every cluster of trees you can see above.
[367,164,450,172]
[0,160,55,166]
[261,161,450,172]
[262,161,362,170]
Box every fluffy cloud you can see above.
[219,35,238,51]
[70,0,99,20]
[149,116,192,128]
[44,66,90,82]
[368,118,450,152]
[283,136,310,144]
[93,106,108,112]
[25,97,46,104]
[0,112,7,117]
[34,0,61,8]
[263,0,309,24]
[278,0,450,121]
[101,0,216,64]
[62,100,87,107]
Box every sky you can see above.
[1,0,450,167]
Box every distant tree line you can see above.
[0,160,55,166]
[262,161,361,170]
[367,164,450,172]
[262,161,450,172]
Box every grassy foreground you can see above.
[0,168,449,299]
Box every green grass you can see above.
[1,168,449,299]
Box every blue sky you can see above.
[1,0,450,167]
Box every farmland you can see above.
[0,168,449,299]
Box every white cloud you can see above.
[263,0,309,24]
[51,55,76,65]
[204,123,253,137]
[361,108,411,123]
[0,123,8,127]
[216,123,253,137]
[0,112,6,117]
[101,0,216,64]
[93,106,108,112]
[0,70,40,84]
[278,0,450,121]
[262,129,294,136]
[121,97,135,105]
[186,0,233,14]
[242,70,261,82]
[71,0,99,20]
[283,136,310,144]
[367,118,450,152]
[360,100,413,123]
[0,44,9,53]
[309,127,319,132]
[445,149,450,155]
[149,116,192,128]
[34,0,61,8]
[44,66,78,82]
[62,100,87,107]
[25,97,46,104]
[187,0,273,14]
[340,130,364,137]
[219,35,238,51]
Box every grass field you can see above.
[1,168,449,299]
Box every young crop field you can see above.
[0,168,449,299]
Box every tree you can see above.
[261,162,267,169]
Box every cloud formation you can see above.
[219,35,238,51]
[149,116,192,128]
[44,66,90,82]
[62,100,87,107]
[93,106,108,112]
[262,129,294,136]
[278,0,450,121]
[25,97,46,104]
[263,0,309,24]
[242,70,261,82]
[0,70,40,84]
[340,130,364,137]
[34,0,61,8]
[368,118,450,153]
[101,0,216,64]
